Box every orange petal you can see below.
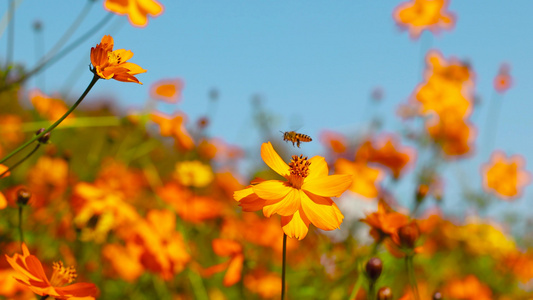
[260,142,289,177]
[281,209,310,240]
[300,191,343,231]
[303,174,353,197]
[263,188,300,217]
[306,156,329,180]
[223,254,244,287]
[252,180,291,201]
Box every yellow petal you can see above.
[252,180,291,200]
[300,191,344,231]
[303,174,353,197]
[261,142,289,177]
[281,209,310,240]
[263,188,300,217]
[306,156,329,180]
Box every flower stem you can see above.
[0,144,40,178]
[18,204,24,246]
[406,255,420,300]
[348,271,363,300]
[0,74,99,165]
[281,233,287,300]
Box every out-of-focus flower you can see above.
[104,0,164,27]
[334,158,383,199]
[27,156,69,208]
[425,113,476,158]
[493,63,512,93]
[203,239,244,287]
[0,165,9,209]
[0,115,24,145]
[393,0,455,39]
[150,111,195,151]
[174,160,214,188]
[150,78,184,103]
[360,200,409,243]
[443,275,492,300]
[157,182,224,223]
[319,130,348,154]
[234,142,352,240]
[90,35,146,84]
[244,269,281,299]
[481,151,531,200]
[29,89,74,123]
[5,243,98,299]
[501,250,533,283]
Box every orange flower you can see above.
[319,130,348,154]
[234,142,353,240]
[203,239,244,287]
[393,0,455,39]
[30,89,74,122]
[481,151,531,200]
[360,200,409,243]
[494,63,512,93]
[426,113,476,158]
[5,243,98,299]
[334,158,383,199]
[104,0,164,27]
[90,35,146,84]
[443,275,492,300]
[150,111,195,151]
[244,269,281,299]
[0,164,8,210]
[150,78,184,103]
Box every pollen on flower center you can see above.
[107,51,122,65]
[50,261,77,287]
[288,154,311,189]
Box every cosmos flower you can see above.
[481,151,531,200]
[5,243,98,299]
[104,0,164,27]
[90,35,146,84]
[393,0,456,39]
[234,142,352,240]
[150,78,184,103]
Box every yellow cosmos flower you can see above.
[104,0,164,28]
[90,35,147,84]
[174,160,214,188]
[234,142,353,240]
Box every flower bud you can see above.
[376,287,392,300]
[35,128,50,144]
[16,188,31,206]
[416,184,429,203]
[365,257,383,281]
[433,291,443,300]
[398,221,420,248]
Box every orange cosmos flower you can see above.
[334,158,383,199]
[244,269,281,299]
[426,113,476,158]
[150,78,184,103]
[393,0,455,39]
[104,0,163,27]
[443,275,492,300]
[150,111,195,151]
[360,200,410,243]
[5,243,98,299]
[203,239,244,287]
[234,142,353,240]
[481,151,531,200]
[90,35,146,84]
[30,89,74,123]
[493,63,512,93]
[319,130,348,154]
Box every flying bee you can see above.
[281,131,312,148]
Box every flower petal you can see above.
[306,156,329,180]
[252,180,291,201]
[261,142,289,177]
[223,254,243,287]
[301,191,344,231]
[303,174,353,197]
[262,188,300,217]
[281,209,310,240]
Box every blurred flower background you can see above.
[1,0,533,299]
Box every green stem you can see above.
[348,271,364,300]
[406,255,420,300]
[18,204,24,246]
[13,116,121,132]
[0,74,99,164]
[281,233,287,300]
[0,13,113,92]
[369,281,376,300]
[0,144,40,178]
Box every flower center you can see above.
[50,261,77,287]
[288,155,311,189]
[107,51,122,65]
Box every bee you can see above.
[281,131,312,148]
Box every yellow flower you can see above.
[234,142,352,240]
[104,0,164,27]
[90,35,146,84]
[174,161,214,188]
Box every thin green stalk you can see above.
[406,255,420,300]
[281,233,287,300]
[12,116,121,132]
[348,271,364,300]
[0,73,99,164]
[18,204,24,246]
[0,13,113,92]
[369,282,376,300]
[0,144,40,178]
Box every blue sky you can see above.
[4,1,533,227]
